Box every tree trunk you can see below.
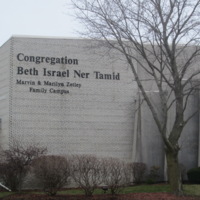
[165,148,183,195]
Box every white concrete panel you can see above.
[179,91,199,177]
[137,92,165,179]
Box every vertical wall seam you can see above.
[8,37,14,147]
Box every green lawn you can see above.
[54,184,200,196]
[57,184,198,195]
[122,184,172,194]
[0,184,200,198]
[183,185,200,196]
[0,192,14,198]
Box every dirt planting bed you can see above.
[1,193,200,200]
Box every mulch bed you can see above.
[1,193,200,200]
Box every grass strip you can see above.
[0,184,200,198]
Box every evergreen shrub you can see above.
[187,167,200,183]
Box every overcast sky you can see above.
[0,0,82,46]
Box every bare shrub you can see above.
[101,158,128,195]
[0,162,21,191]
[128,162,146,184]
[71,155,102,196]
[146,165,160,184]
[0,141,46,192]
[32,155,71,196]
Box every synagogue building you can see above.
[0,36,199,180]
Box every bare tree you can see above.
[71,0,200,195]
[32,155,71,196]
[71,155,102,196]
[0,140,46,191]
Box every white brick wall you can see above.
[8,36,137,160]
[0,39,11,151]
